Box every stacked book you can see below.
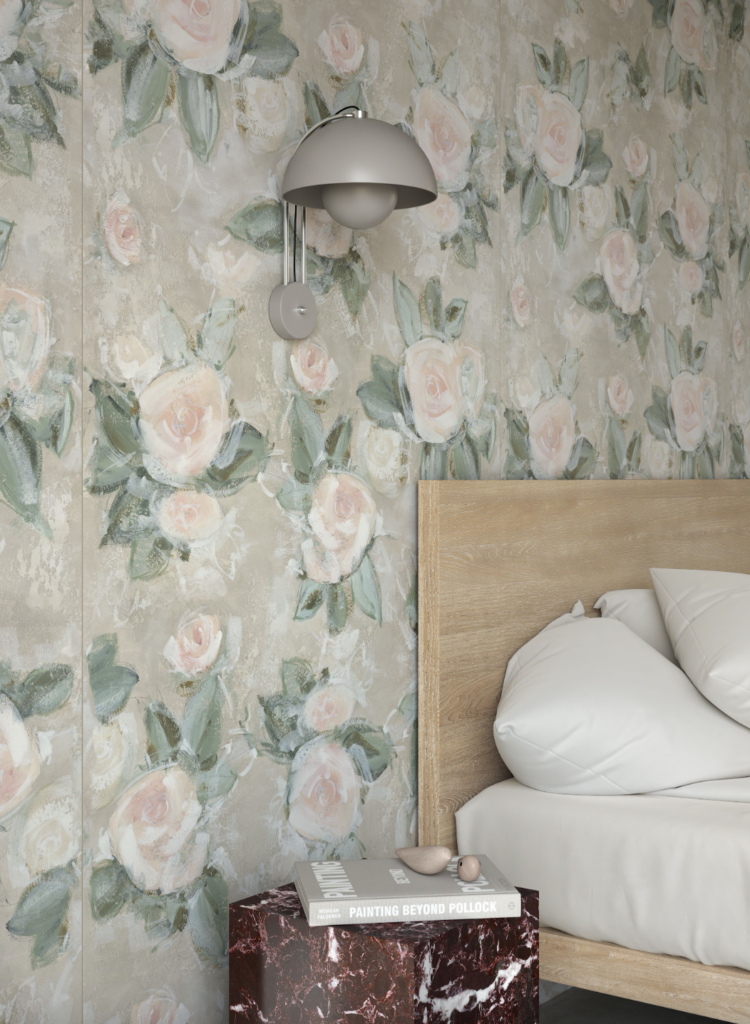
[295,855,519,927]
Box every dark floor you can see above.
[541,989,724,1023]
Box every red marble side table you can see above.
[228,882,539,1023]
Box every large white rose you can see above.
[528,395,576,478]
[104,191,142,266]
[305,209,353,259]
[417,193,462,237]
[302,684,356,733]
[675,181,710,259]
[131,993,190,1024]
[562,305,593,341]
[403,339,464,444]
[147,0,240,74]
[303,473,377,584]
[415,85,472,188]
[645,435,672,479]
[0,286,52,395]
[510,278,531,328]
[669,371,709,451]
[599,230,642,315]
[0,695,40,821]
[139,364,228,478]
[622,137,649,179]
[110,334,155,383]
[290,340,338,396]
[156,490,224,547]
[318,16,364,74]
[535,90,582,187]
[607,374,634,417]
[287,739,360,843]
[21,781,79,878]
[670,0,711,67]
[362,424,407,496]
[240,79,296,155]
[511,374,540,413]
[89,714,138,811]
[164,612,222,676]
[109,766,209,893]
[204,242,259,295]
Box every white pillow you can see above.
[494,604,750,795]
[651,568,750,728]
[594,589,676,663]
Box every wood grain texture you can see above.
[540,928,750,1023]
[417,479,750,1021]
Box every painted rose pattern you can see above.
[647,0,720,108]
[729,141,750,294]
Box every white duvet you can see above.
[456,779,750,971]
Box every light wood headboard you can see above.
[417,479,750,851]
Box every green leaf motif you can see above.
[519,167,544,238]
[203,420,270,496]
[665,46,681,95]
[606,416,627,479]
[730,0,746,41]
[87,633,139,722]
[671,134,689,181]
[89,861,137,922]
[630,181,649,243]
[302,81,330,127]
[420,443,449,480]
[226,198,284,253]
[130,532,172,581]
[357,358,402,430]
[276,479,311,513]
[340,721,392,782]
[333,255,370,319]
[582,130,612,185]
[443,299,467,340]
[645,386,671,442]
[0,124,33,178]
[281,658,316,698]
[198,299,235,369]
[158,300,191,364]
[116,42,169,144]
[568,58,588,110]
[145,702,181,764]
[188,871,228,966]
[614,186,630,229]
[552,38,568,86]
[423,277,444,335]
[326,583,348,634]
[632,47,651,98]
[0,415,49,536]
[288,396,325,483]
[548,185,570,250]
[406,21,436,86]
[0,218,14,271]
[183,677,222,770]
[295,577,325,621]
[659,210,686,259]
[452,435,480,480]
[6,866,75,969]
[532,43,552,86]
[4,665,74,719]
[665,327,682,379]
[738,235,750,293]
[393,274,422,347]
[647,0,670,28]
[351,554,381,624]
[197,762,237,804]
[243,22,298,80]
[693,68,707,104]
[325,415,352,471]
[574,274,611,314]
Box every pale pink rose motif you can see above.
[607,374,634,417]
[131,993,189,1024]
[164,612,222,676]
[535,91,583,188]
[362,425,407,495]
[511,375,540,413]
[417,192,462,237]
[156,491,224,546]
[610,0,634,15]
[678,260,704,295]
[403,338,464,444]
[669,0,716,70]
[147,0,240,74]
[733,322,745,362]
[21,781,79,877]
[528,395,576,478]
[599,230,642,315]
[415,85,473,187]
[645,435,672,479]
[302,684,356,733]
[241,79,296,155]
[139,364,228,478]
[111,334,154,382]
[675,181,710,259]
[290,340,339,396]
[669,371,712,451]
[510,278,531,328]
[0,695,40,821]
[109,766,209,893]
[0,285,52,394]
[622,138,649,179]
[305,209,353,259]
[104,191,142,266]
[318,16,364,74]
[303,473,377,584]
[287,739,360,843]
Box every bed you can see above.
[417,479,750,1023]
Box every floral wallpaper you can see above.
[0,0,747,1020]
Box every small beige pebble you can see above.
[396,845,453,875]
[457,855,481,882]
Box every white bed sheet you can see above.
[455,779,750,971]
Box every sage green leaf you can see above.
[246,1,283,37]
[281,658,316,698]
[183,677,222,770]
[0,123,33,178]
[406,21,436,86]
[325,415,352,470]
[87,440,133,495]
[647,0,670,28]
[693,68,707,104]
[632,46,651,97]
[259,693,301,747]
[730,423,746,478]
[302,81,330,127]
[203,420,270,496]
[87,633,139,722]
[504,123,524,174]
[340,720,392,782]
[91,379,139,459]
[8,664,74,719]
[276,479,312,513]
[357,363,402,429]
[671,133,689,181]
[746,142,750,172]
[568,57,588,110]
[452,435,480,480]
[443,298,467,340]
[645,386,671,441]
[665,326,682,378]
[574,274,611,314]
[452,230,477,269]
[86,9,117,75]
[559,348,581,399]
[7,867,74,967]
[333,254,369,318]
[610,55,629,108]
[552,37,567,86]
[614,186,630,229]
[188,871,228,966]
[682,67,693,110]
[158,300,191,364]
[244,27,298,80]
[532,43,552,86]
[730,0,746,41]
[564,437,597,480]
[519,167,544,237]
[680,450,696,479]
[423,277,444,334]
[333,79,366,115]
[393,274,422,347]
[698,289,713,318]
[681,326,693,366]
[198,299,235,369]
[606,416,627,479]
[0,218,13,271]
[117,42,169,143]
[7,84,62,146]
[197,763,237,804]
[691,339,707,373]
[659,210,686,258]
[405,573,417,633]
[226,198,283,253]
[420,443,448,480]
[145,702,181,763]
[633,314,651,361]
[0,415,49,536]
[627,429,642,472]
[101,487,150,545]
[440,49,461,96]
[295,577,325,621]
[665,46,681,95]
[351,554,381,624]
[504,408,530,465]
[288,396,324,483]
[582,130,612,185]
[90,861,136,922]
[326,583,348,634]
[697,447,714,479]
[130,532,172,581]
[630,180,649,243]
[738,236,750,292]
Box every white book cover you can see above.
[294,855,520,927]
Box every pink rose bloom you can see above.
[104,191,142,266]
[287,739,360,843]
[0,695,40,821]
[139,364,228,478]
[669,371,709,451]
[675,181,710,259]
[510,278,531,328]
[599,230,642,315]
[0,285,52,393]
[302,684,356,733]
[733,322,745,362]
[535,91,583,187]
[403,338,464,443]
[303,473,377,584]
[131,993,189,1024]
[305,209,353,259]
[678,260,704,295]
[607,374,634,417]
[417,192,462,237]
[622,138,648,179]
[110,334,154,382]
[318,16,364,75]
[147,0,240,74]
[109,766,209,893]
[157,490,224,546]
[290,340,338,396]
[164,612,222,676]
[669,0,711,67]
[415,85,472,187]
[610,0,634,14]
[528,395,576,478]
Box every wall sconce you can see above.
[269,109,437,340]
